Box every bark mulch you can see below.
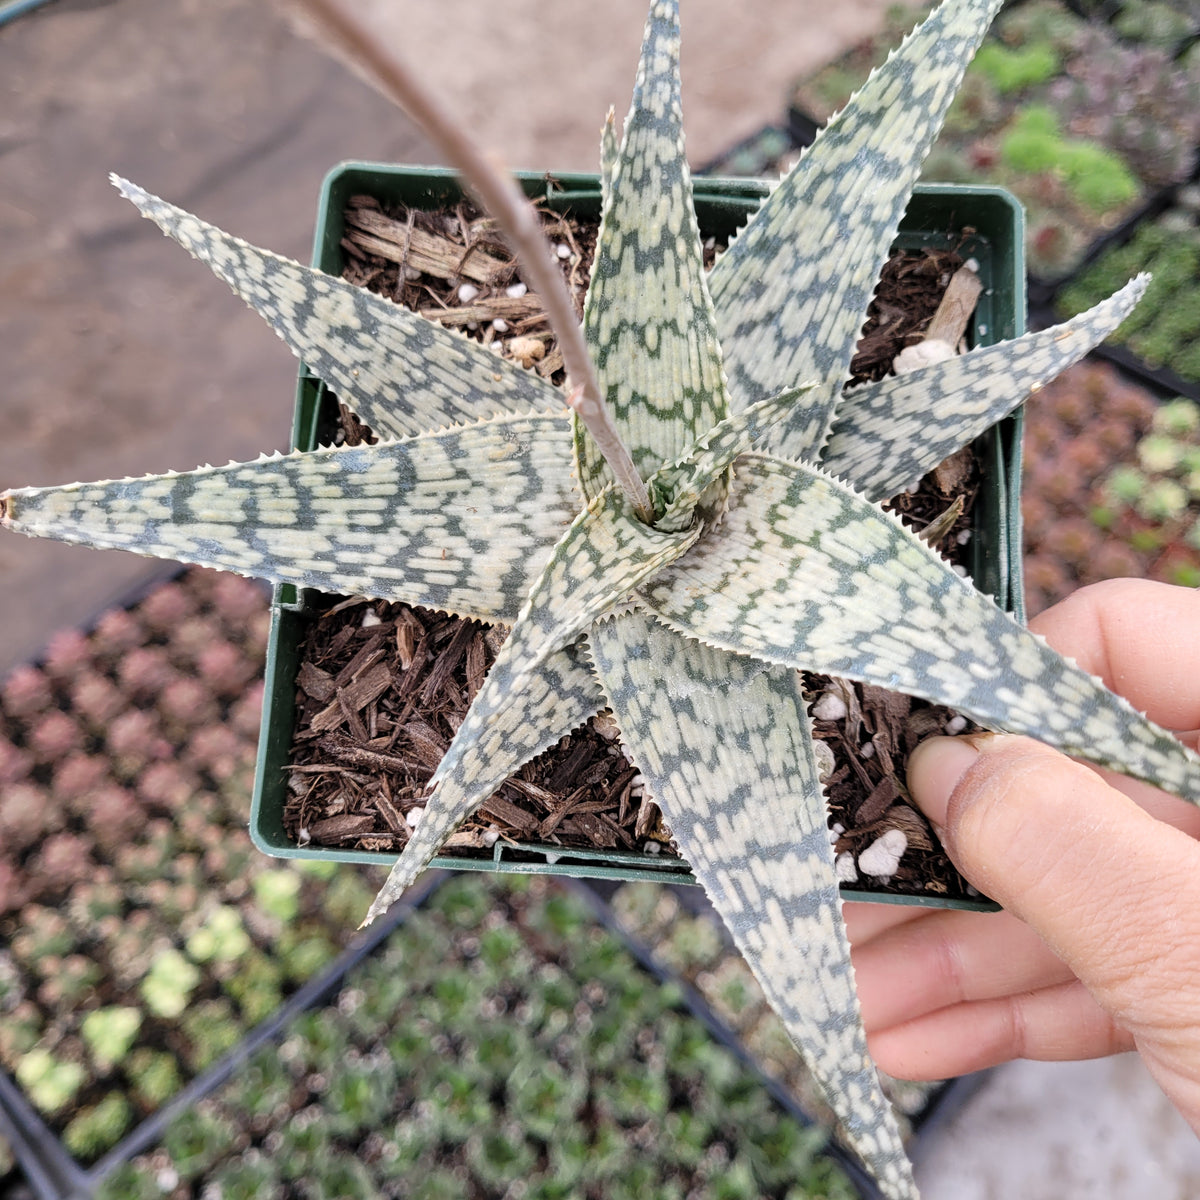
[285,197,987,903]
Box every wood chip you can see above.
[343,205,508,284]
[478,793,539,834]
[297,661,335,703]
[308,813,377,842]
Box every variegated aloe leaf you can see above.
[643,453,1200,800]
[589,609,916,1200]
[113,177,564,441]
[821,276,1149,499]
[362,635,604,926]
[4,1,1185,1196]
[599,108,618,215]
[575,0,729,501]
[709,0,1002,459]
[649,384,810,532]
[0,414,577,624]
[366,484,699,921]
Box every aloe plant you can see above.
[3,0,1200,1194]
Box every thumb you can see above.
[908,734,1200,1038]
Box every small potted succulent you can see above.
[4,0,1200,1194]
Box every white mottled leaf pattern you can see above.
[575,0,729,500]
[363,638,603,926]
[709,0,1002,459]
[5,2,1192,1196]
[643,453,1200,800]
[114,177,565,440]
[821,276,1149,499]
[366,486,696,921]
[589,610,916,1200]
[649,384,810,532]
[2,415,578,623]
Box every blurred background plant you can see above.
[1021,363,1199,612]
[790,0,1200,279]
[1055,184,1200,386]
[91,877,857,1200]
[0,569,392,1171]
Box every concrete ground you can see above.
[1,0,1198,1196]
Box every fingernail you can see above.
[907,736,985,831]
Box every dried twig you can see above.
[292,0,654,523]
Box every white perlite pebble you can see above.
[544,851,561,865]
[592,711,621,742]
[457,283,479,302]
[956,528,972,546]
[944,714,969,736]
[505,282,528,298]
[860,740,876,760]
[814,738,836,782]
[812,691,847,722]
[858,829,908,879]
[482,825,501,848]
[405,806,425,829]
[894,338,955,374]
[643,841,662,855]
[828,821,844,846]
[360,610,381,628]
[492,318,508,333]
[555,243,571,259]
[835,852,858,883]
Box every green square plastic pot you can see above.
[250,162,1026,912]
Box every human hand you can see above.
[846,578,1200,1132]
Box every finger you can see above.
[842,899,930,946]
[908,734,1200,1054]
[1029,579,1200,733]
[869,978,1134,1081]
[852,907,1073,1034]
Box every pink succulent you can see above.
[92,608,143,657]
[29,711,85,762]
[89,785,145,852]
[229,682,265,738]
[197,641,255,697]
[69,671,125,728]
[106,709,170,765]
[138,581,197,632]
[171,617,223,664]
[117,647,175,700]
[0,737,34,785]
[184,725,244,782]
[211,573,268,625]
[1090,541,1145,583]
[51,753,111,807]
[33,832,95,895]
[158,677,219,733]
[0,782,60,851]
[0,859,29,915]
[2,665,53,719]
[41,629,92,680]
[136,761,200,812]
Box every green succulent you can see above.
[81,1005,143,1071]
[186,905,252,964]
[15,1047,85,1114]
[127,1047,182,1109]
[972,40,1060,93]
[140,948,201,1019]
[3,1,1200,1194]
[251,868,302,923]
[63,1092,133,1159]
